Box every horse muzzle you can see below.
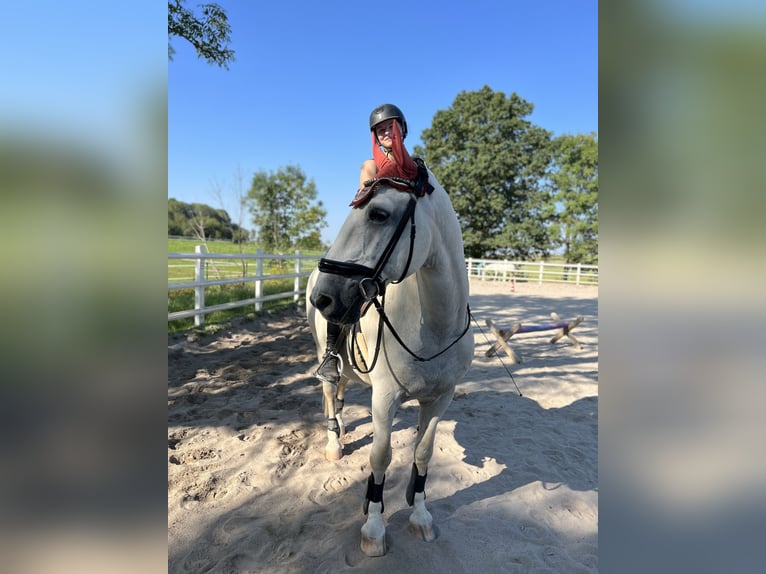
[310,273,371,325]
[311,256,386,324]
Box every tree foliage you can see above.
[168,0,235,69]
[414,86,555,259]
[247,165,327,253]
[548,133,598,264]
[168,198,247,241]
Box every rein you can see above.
[317,179,471,374]
[353,298,472,374]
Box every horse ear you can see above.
[412,158,434,196]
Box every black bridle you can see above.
[318,193,418,302]
[317,189,471,373]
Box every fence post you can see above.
[254,248,264,312]
[294,250,301,302]
[466,257,473,279]
[538,261,544,285]
[576,263,582,286]
[194,245,206,327]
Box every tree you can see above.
[210,165,252,270]
[413,86,555,259]
[168,0,235,69]
[167,198,246,240]
[548,133,598,264]
[247,165,327,253]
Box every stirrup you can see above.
[314,351,343,384]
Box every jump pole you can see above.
[484,313,584,364]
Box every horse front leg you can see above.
[322,378,347,461]
[360,390,399,557]
[406,391,453,542]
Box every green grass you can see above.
[168,237,325,256]
[168,237,263,255]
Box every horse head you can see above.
[309,183,433,325]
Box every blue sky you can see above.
[170,0,598,244]
[1,3,165,170]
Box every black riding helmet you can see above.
[369,103,408,140]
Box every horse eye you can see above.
[368,207,389,223]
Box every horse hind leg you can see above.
[322,378,347,461]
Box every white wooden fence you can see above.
[466,258,598,286]
[168,246,321,326]
[168,247,598,327]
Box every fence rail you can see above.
[465,258,598,286]
[168,246,321,326]
[168,248,597,327]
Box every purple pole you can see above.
[515,321,570,334]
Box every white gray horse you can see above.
[306,170,474,556]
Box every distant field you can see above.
[168,237,270,255]
[168,238,323,281]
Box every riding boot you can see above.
[317,323,342,384]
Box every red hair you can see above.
[371,120,418,180]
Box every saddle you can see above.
[350,158,434,207]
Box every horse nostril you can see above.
[312,293,333,312]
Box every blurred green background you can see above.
[600,2,766,572]
[0,2,167,572]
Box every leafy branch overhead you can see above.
[168,0,235,69]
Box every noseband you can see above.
[318,193,418,301]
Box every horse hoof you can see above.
[409,521,436,542]
[325,444,343,461]
[361,534,386,557]
[408,493,435,541]
[361,506,386,556]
